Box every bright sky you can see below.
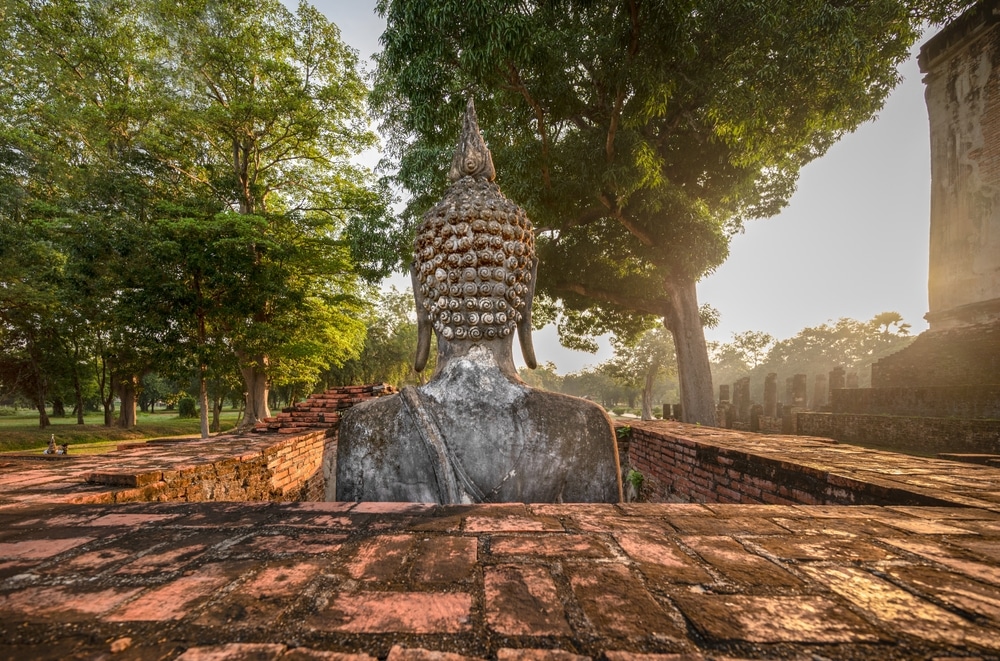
[315,1,937,373]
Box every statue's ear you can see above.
[412,264,432,372]
[517,256,538,369]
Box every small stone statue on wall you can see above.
[332,100,622,504]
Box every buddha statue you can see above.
[331,100,622,504]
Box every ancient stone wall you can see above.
[870,323,1000,388]
[797,411,1000,456]
[79,430,329,504]
[832,384,1000,418]
[623,422,975,507]
[920,2,1000,330]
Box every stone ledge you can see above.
[0,501,997,659]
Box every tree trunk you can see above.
[96,353,115,427]
[52,398,65,417]
[198,371,210,439]
[34,395,50,428]
[31,366,50,428]
[103,399,114,426]
[116,375,138,428]
[72,370,85,424]
[211,392,222,433]
[641,356,659,421]
[662,277,716,426]
[236,353,270,430]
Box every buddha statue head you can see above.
[411,99,537,377]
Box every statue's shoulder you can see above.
[342,392,405,425]
[522,387,614,426]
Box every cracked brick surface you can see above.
[0,500,997,660]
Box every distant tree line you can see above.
[0,0,392,434]
[709,312,915,403]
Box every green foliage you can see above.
[626,468,644,492]
[615,425,632,441]
[371,0,966,421]
[0,0,385,427]
[517,361,563,392]
[324,287,431,387]
[177,396,198,418]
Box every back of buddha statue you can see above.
[332,100,622,505]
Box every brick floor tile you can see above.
[885,506,1000,521]
[285,502,355,513]
[614,532,712,584]
[351,502,435,514]
[281,649,375,661]
[280,514,353,528]
[114,543,205,575]
[791,505,890,518]
[567,564,686,639]
[666,517,788,535]
[616,503,713,517]
[681,536,800,586]
[0,585,142,621]
[603,653,705,661]
[87,513,177,526]
[464,515,563,533]
[241,533,346,556]
[44,547,131,574]
[801,565,1000,649]
[490,534,609,559]
[673,593,880,643]
[0,559,31,580]
[346,534,416,581]
[316,592,472,634]
[411,536,477,583]
[950,538,1000,564]
[496,649,591,661]
[385,645,486,661]
[872,516,981,536]
[104,562,247,621]
[530,503,619,517]
[176,643,286,660]
[197,559,323,626]
[770,516,901,537]
[885,565,1000,625]
[560,513,655,533]
[703,504,803,518]
[0,537,93,560]
[484,565,572,636]
[883,538,1000,587]
[754,536,900,563]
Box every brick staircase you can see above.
[252,383,398,434]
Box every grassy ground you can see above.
[0,410,241,454]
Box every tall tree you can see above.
[149,0,385,428]
[604,327,677,420]
[371,0,970,425]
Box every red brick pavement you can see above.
[0,500,998,660]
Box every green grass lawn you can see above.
[0,410,241,454]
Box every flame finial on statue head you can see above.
[448,98,496,182]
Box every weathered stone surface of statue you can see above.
[332,100,622,504]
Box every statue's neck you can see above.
[431,338,521,382]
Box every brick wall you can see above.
[79,430,331,504]
[622,423,960,507]
[797,412,1000,456]
[832,385,1000,418]
[871,324,1000,388]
